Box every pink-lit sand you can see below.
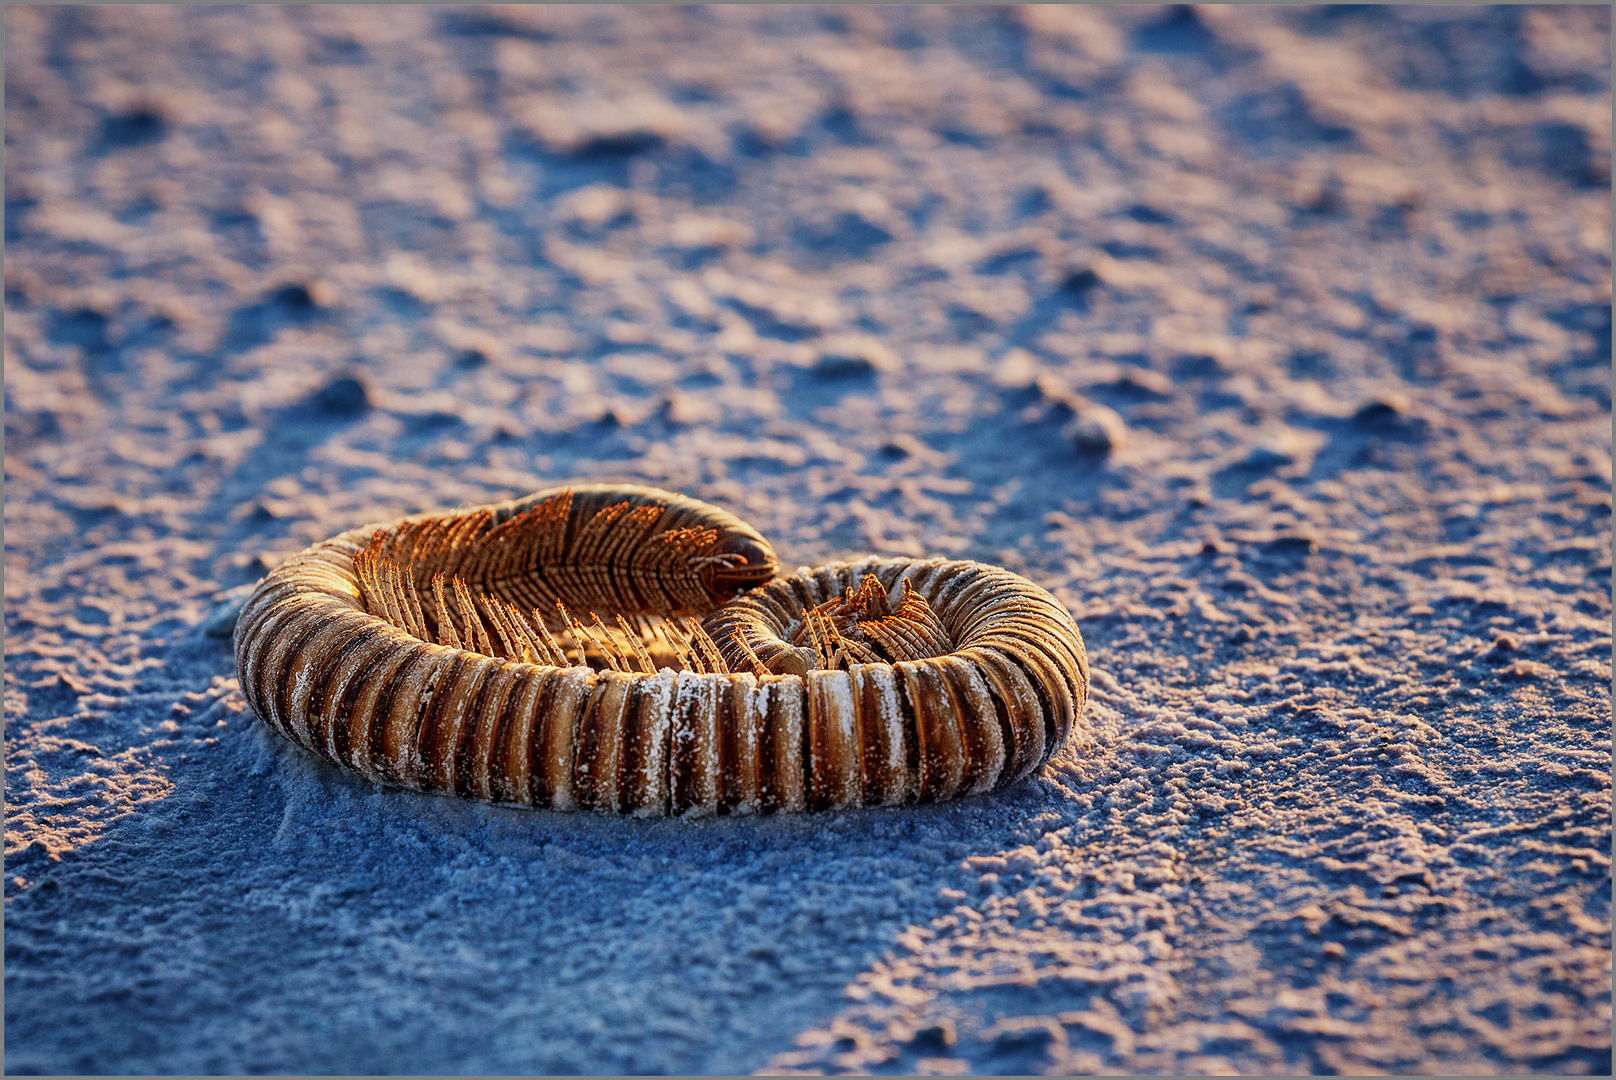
[5,6,1610,1074]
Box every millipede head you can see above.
[695,533,779,605]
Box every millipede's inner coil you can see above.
[234,485,1088,815]
[705,556,1089,809]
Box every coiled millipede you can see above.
[234,484,1089,815]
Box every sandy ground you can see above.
[4,5,1611,1075]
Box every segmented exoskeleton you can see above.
[704,557,1089,810]
[233,485,1089,815]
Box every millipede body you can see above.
[233,484,1089,815]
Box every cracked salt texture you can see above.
[4,5,1610,1075]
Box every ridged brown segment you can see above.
[250,603,326,742]
[464,661,523,801]
[935,654,1006,795]
[718,673,762,814]
[334,639,415,785]
[622,670,676,816]
[850,664,910,807]
[756,675,806,813]
[275,610,369,749]
[575,671,634,813]
[308,626,396,766]
[806,670,861,811]
[244,597,321,739]
[671,671,722,816]
[992,637,1070,766]
[491,666,547,805]
[538,667,594,810]
[503,666,594,809]
[419,652,492,795]
[899,660,967,803]
[958,646,1046,786]
[378,646,455,788]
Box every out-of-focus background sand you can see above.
[4,5,1610,1074]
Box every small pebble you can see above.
[1066,407,1127,456]
[1244,444,1296,469]
[909,1021,957,1050]
[314,373,370,416]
